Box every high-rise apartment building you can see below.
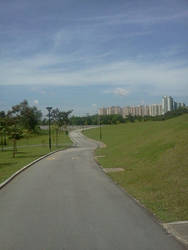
[158,104,162,115]
[149,104,162,116]
[162,96,174,114]
[122,106,130,117]
[105,106,122,115]
[98,108,107,116]
[161,96,185,114]
[162,96,168,114]
[167,96,173,112]
[142,105,150,116]
[174,101,177,110]
[114,106,122,115]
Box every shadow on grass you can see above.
[29,154,44,158]
[13,151,29,159]
[15,151,27,154]
[0,149,13,152]
[0,162,17,169]
[15,153,42,159]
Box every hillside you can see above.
[84,114,188,222]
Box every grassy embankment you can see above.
[84,114,188,222]
[0,129,72,184]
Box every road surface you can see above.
[0,130,186,250]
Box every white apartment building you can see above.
[162,96,173,114]
[98,108,107,116]
[149,104,162,116]
[162,96,168,114]
[162,96,185,114]
[142,105,150,116]
[122,106,131,118]
[106,106,122,115]
[98,96,185,117]
[167,96,173,112]
[114,106,122,115]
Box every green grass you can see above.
[84,114,188,222]
[0,130,72,184]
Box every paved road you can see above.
[0,130,186,250]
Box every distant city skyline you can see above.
[98,96,186,117]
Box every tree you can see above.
[51,109,73,146]
[126,114,135,123]
[51,109,61,147]
[8,125,23,158]
[10,100,42,132]
[60,110,73,131]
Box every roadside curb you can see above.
[0,146,72,190]
[162,222,188,247]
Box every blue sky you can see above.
[0,0,188,115]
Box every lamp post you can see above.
[99,115,102,140]
[46,107,52,151]
[96,107,102,140]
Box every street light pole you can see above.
[46,107,52,151]
[96,106,102,140]
[99,115,102,140]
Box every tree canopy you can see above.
[8,100,42,132]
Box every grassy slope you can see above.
[0,130,72,184]
[84,114,188,222]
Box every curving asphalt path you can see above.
[0,130,186,250]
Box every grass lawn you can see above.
[0,129,72,184]
[84,114,188,222]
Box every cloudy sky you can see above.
[0,0,188,115]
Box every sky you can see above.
[0,0,188,116]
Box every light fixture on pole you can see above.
[46,107,52,151]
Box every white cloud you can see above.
[113,88,129,96]
[33,99,39,105]
[0,52,188,97]
[67,8,188,26]
[104,88,129,96]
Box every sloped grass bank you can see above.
[84,115,188,222]
[0,131,72,184]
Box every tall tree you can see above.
[51,108,61,147]
[10,100,42,132]
[51,109,73,146]
[8,125,23,158]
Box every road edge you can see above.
[93,151,188,248]
[0,146,72,190]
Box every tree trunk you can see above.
[1,134,3,152]
[4,133,7,146]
